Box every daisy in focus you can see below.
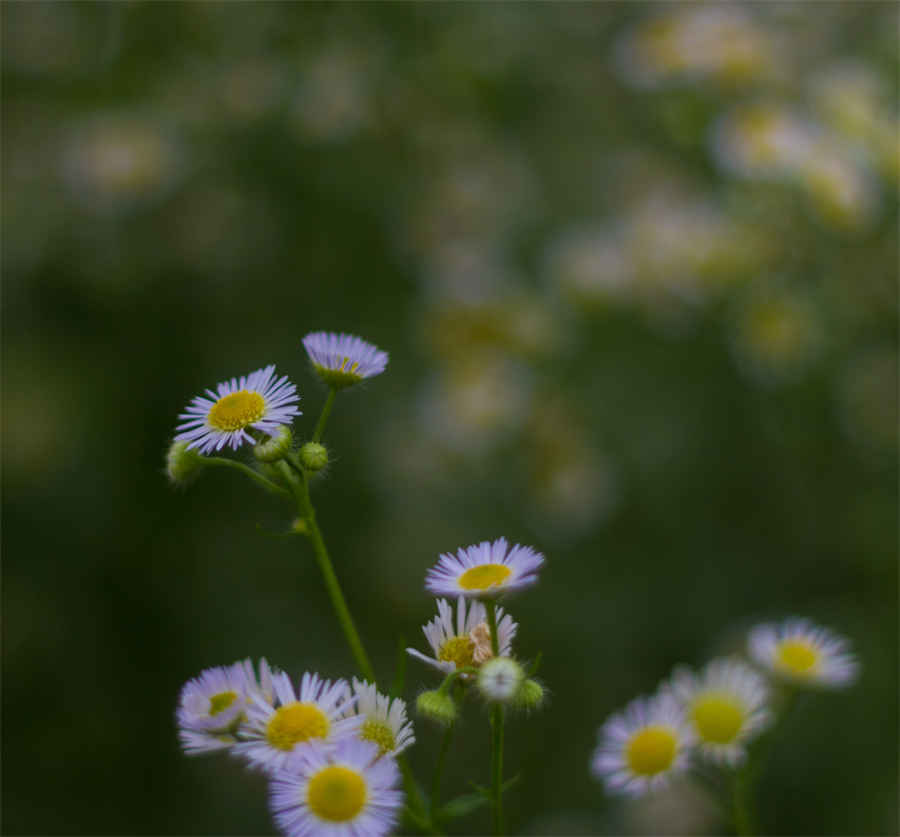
[668,658,771,764]
[302,331,388,389]
[425,537,544,599]
[177,658,276,755]
[175,365,300,455]
[236,671,360,773]
[592,693,693,796]
[341,678,415,757]
[269,738,403,837]
[749,618,859,688]
[407,596,517,676]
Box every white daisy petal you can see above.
[340,678,415,757]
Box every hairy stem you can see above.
[485,599,505,835]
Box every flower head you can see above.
[175,365,300,455]
[269,738,403,837]
[235,671,359,773]
[668,658,770,765]
[425,537,544,599]
[749,618,859,688]
[406,596,516,676]
[176,658,275,755]
[477,657,525,703]
[302,332,388,389]
[592,693,693,797]
[341,678,415,757]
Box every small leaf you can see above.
[438,792,491,820]
[526,652,543,677]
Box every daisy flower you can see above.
[269,738,403,837]
[668,658,771,765]
[425,537,544,599]
[175,365,301,455]
[592,693,694,796]
[176,658,276,755]
[406,596,517,676]
[235,671,360,774]
[302,332,388,389]
[341,678,415,757]
[748,618,859,688]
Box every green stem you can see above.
[430,718,455,820]
[312,388,337,443]
[295,470,375,682]
[485,599,504,835]
[204,457,290,496]
[732,762,755,836]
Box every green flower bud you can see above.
[299,442,329,472]
[253,426,293,463]
[416,690,457,725]
[165,441,205,487]
[291,517,310,536]
[476,657,524,704]
[512,678,545,711]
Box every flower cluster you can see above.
[591,617,859,797]
[177,661,413,835]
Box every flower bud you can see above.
[476,657,524,704]
[299,442,329,472]
[416,690,457,725]
[253,426,293,463]
[166,440,205,487]
[512,678,545,711]
[291,517,310,536]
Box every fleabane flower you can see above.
[177,658,276,755]
[425,537,544,599]
[235,671,359,773]
[341,678,415,757]
[748,618,859,688]
[302,332,388,389]
[592,693,693,797]
[269,738,403,837]
[175,365,300,455]
[406,596,517,676]
[668,658,770,765]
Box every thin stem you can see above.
[312,388,337,443]
[204,456,291,496]
[485,598,504,836]
[732,762,755,836]
[295,470,375,682]
[430,719,455,820]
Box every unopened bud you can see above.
[299,442,329,472]
[254,426,293,463]
[476,657,524,704]
[166,440,205,487]
[416,690,457,725]
[512,678,545,711]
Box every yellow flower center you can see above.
[360,718,396,755]
[625,725,677,776]
[208,390,265,431]
[438,635,476,669]
[265,702,330,751]
[776,639,819,675]
[691,693,745,744]
[307,766,367,822]
[458,564,512,591]
[209,691,238,716]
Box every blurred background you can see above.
[2,3,897,834]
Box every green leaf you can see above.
[526,652,543,677]
[437,792,491,820]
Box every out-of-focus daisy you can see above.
[176,658,276,755]
[425,537,544,599]
[748,619,859,688]
[269,739,403,837]
[592,693,693,796]
[407,596,517,675]
[236,671,359,773]
[302,332,388,389]
[668,658,770,765]
[175,365,300,455]
[341,678,415,757]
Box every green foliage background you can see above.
[2,3,897,835]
